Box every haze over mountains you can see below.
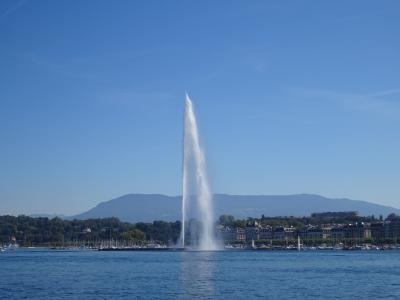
[69,194,400,223]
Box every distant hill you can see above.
[71,194,181,223]
[70,194,400,223]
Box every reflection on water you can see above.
[179,251,216,299]
[3,250,400,299]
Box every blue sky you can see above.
[1,1,399,215]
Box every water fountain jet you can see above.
[180,94,218,251]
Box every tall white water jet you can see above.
[181,94,218,250]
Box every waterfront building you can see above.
[259,226,273,240]
[343,223,371,241]
[298,228,307,240]
[219,218,400,245]
[385,219,400,242]
[305,227,323,240]
[219,227,245,243]
[330,226,344,241]
[245,222,260,242]
[321,225,332,239]
[273,226,296,241]
[298,225,319,240]
[370,222,385,242]
[273,226,285,240]
[236,228,246,241]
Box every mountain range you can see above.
[68,194,400,223]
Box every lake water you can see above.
[1,249,400,299]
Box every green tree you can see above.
[121,229,145,241]
[219,215,235,226]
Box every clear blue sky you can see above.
[1,1,399,215]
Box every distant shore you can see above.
[3,244,400,253]
[2,212,400,251]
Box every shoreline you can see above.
[3,245,400,252]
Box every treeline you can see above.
[2,212,399,246]
[0,216,181,246]
[218,211,398,228]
